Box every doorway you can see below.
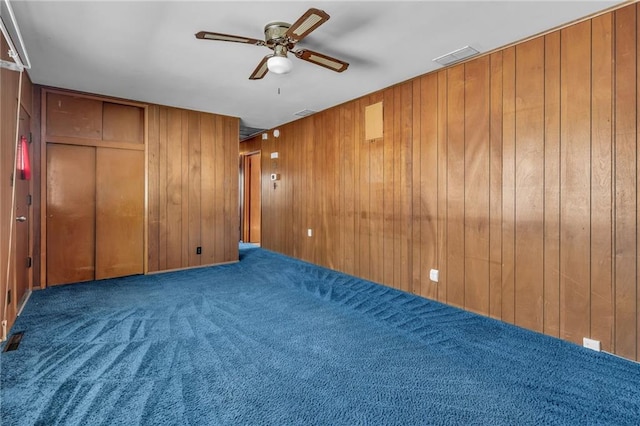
[241,151,261,244]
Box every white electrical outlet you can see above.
[583,337,601,352]
[307,228,313,237]
[429,269,439,282]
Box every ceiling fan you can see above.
[195,8,349,80]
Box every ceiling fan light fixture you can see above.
[267,55,293,74]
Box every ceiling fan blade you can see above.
[294,49,349,73]
[249,56,270,80]
[284,8,330,43]
[195,31,265,46]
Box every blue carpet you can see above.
[2,246,639,425]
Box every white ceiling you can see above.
[9,0,624,133]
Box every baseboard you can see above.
[146,260,239,275]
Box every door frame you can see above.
[16,105,32,313]
[239,150,261,243]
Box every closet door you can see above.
[46,144,96,285]
[95,148,144,279]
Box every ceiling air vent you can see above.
[294,109,317,117]
[433,46,479,67]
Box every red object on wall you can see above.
[17,135,31,180]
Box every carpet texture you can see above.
[2,246,640,425]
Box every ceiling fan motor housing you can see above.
[264,22,291,46]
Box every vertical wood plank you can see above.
[614,5,637,359]
[446,64,465,308]
[392,87,401,289]
[289,123,299,258]
[464,56,491,315]
[147,105,160,272]
[421,74,439,300]
[295,121,303,259]
[166,108,183,270]
[397,82,413,292]
[297,121,307,260]
[544,32,561,338]
[412,78,422,295]
[636,2,640,363]
[200,114,215,265]
[343,105,356,275]
[359,98,371,280]
[181,110,190,267]
[188,111,201,267]
[325,111,338,269]
[383,89,395,286]
[158,107,168,271]
[489,51,503,319]
[590,13,614,352]
[304,120,315,262]
[316,113,328,267]
[437,70,448,303]
[213,115,225,261]
[502,46,516,324]
[514,38,545,332]
[283,123,295,257]
[368,95,384,284]
[560,20,592,345]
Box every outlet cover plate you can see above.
[429,269,439,282]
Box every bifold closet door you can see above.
[95,148,144,279]
[46,144,96,285]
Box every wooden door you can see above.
[248,153,261,243]
[46,144,96,285]
[95,148,144,279]
[15,107,30,306]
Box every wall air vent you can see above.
[433,46,480,67]
[294,109,317,117]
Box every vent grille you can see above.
[433,46,480,67]
[3,331,24,352]
[294,109,317,117]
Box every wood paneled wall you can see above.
[30,87,239,282]
[1,33,33,334]
[251,3,640,361]
[147,106,239,272]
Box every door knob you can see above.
[16,216,26,222]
